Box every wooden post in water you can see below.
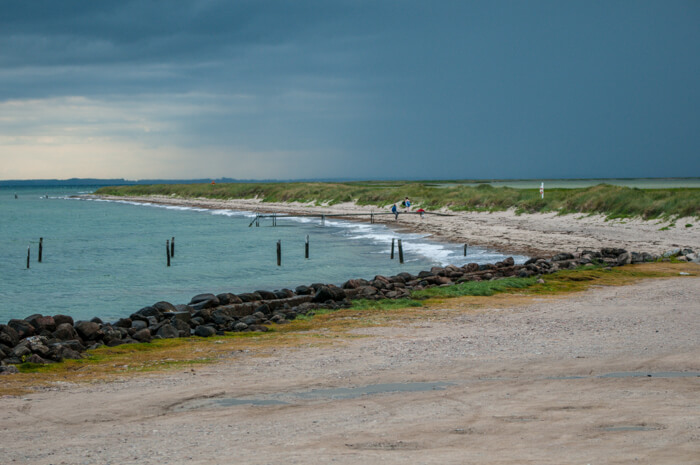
[166,240,171,267]
[26,245,30,269]
[464,243,467,256]
[277,240,282,266]
[371,212,374,224]
[321,214,325,227]
[391,238,395,259]
[398,239,404,264]
[171,237,175,257]
[305,235,309,259]
[38,237,43,263]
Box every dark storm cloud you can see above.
[1,0,699,180]
[0,0,377,98]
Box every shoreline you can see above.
[91,194,700,257]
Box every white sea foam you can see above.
[84,196,527,265]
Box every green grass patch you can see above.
[412,276,538,299]
[293,308,335,321]
[350,298,423,310]
[95,182,700,220]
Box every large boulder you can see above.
[0,365,19,375]
[132,328,152,342]
[24,354,51,364]
[237,292,262,303]
[255,290,278,300]
[274,289,295,299]
[616,252,632,266]
[101,326,123,345]
[295,285,313,295]
[254,304,272,316]
[210,309,234,326]
[174,304,195,314]
[8,319,35,339]
[26,315,56,333]
[342,279,369,290]
[53,314,74,326]
[56,345,83,360]
[602,248,627,258]
[131,306,163,320]
[114,318,132,328]
[52,323,78,341]
[194,325,216,338]
[131,319,148,331]
[170,312,192,325]
[170,318,191,336]
[74,321,102,341]
[153,301,178,313]
[312,286,334,303]
[463,263,480,272]
[188,294,220,310]
[0,325,20,348]
[312,285,346,303]
[155,324,179,339]
[216,293,242,305]
[24,336,51,357]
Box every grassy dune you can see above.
[95,182,700,219]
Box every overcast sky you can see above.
[1,0,698,181]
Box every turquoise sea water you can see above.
[0,186,525,323]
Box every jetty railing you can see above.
[248,210,453,227]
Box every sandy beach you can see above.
[1,274,698,464]
[95,194,700,257]
[1,195,697,464]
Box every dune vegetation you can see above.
[95,182,700,219]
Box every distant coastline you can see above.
[2,177,700,189]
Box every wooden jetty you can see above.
[248,210,453,227]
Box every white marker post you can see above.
[540,182,544,199]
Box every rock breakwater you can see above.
[0,247,697,374]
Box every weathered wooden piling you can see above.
[38,237,43,263]
[398,239,404,264]
[464,243,468,256]
[171,237,175,257]
[391,238,395,259]
[166,240,171,267]
[26,245,30,269]
[321,214,325,226]
[277,240,282,266]
[305,235,309,259]
[371,212,374,224]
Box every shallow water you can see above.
[0,186,525,323]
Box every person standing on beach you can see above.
[402,197,411,211]
[391,204,398,220]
